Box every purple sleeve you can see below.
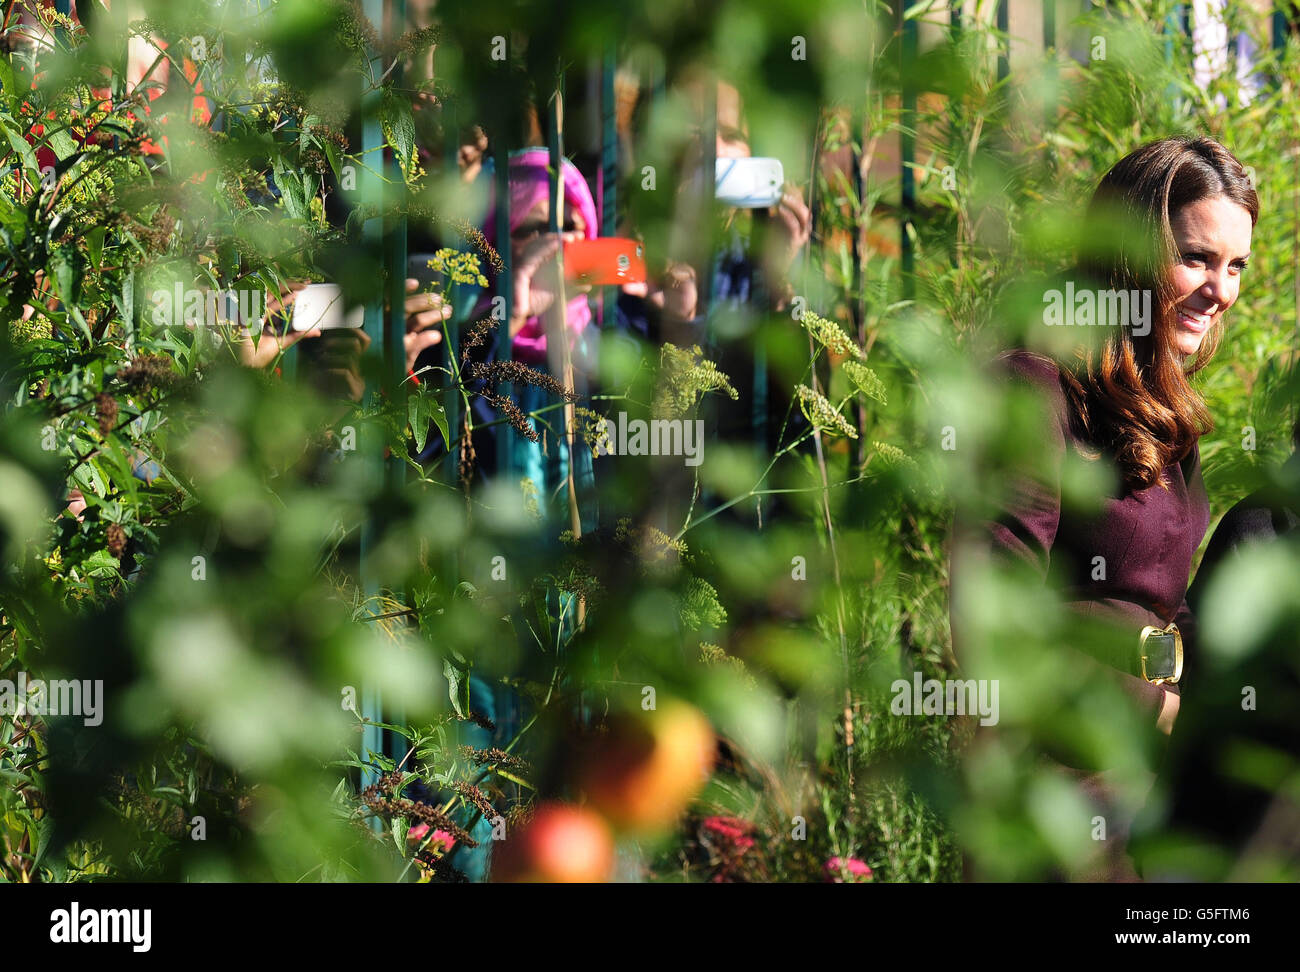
[982,351,1068,577]
[952,351,1170,721]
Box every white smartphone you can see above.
[291,283,365,331]
[715,156,784,208]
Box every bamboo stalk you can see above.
[548,71,586,629]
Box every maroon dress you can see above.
[954,349,1210,718]
[951,350,1211,880]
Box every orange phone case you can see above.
[563,238,646,285]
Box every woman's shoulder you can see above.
[992,349,1070,411]
[992,348,1062,387]
[984,350,1079,452]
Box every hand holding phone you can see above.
[291,283,364,332]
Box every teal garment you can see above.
[508,362,597,653]
[449,347,597,882]
[508,352,598,535]
[446,675,501,883]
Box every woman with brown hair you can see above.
[950,134,1258,878]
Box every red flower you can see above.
[701,816,753,843]
[700,816,759,882]
[702,816,756,859]
[824,856,873,883]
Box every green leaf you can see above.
[4,127,38,174]
[82,548,122,579]
[443,651,472,720]
[46,127,77,162]
[407,387,448,456]
[379,409,424,475]
[272,157,306,219]
[96,446,141,505]
[300,114,322,147]
[319,125,343,181]
[391,816,405,852]
[32,813,54,869]
[428,398,448,454]
[65,304,95,344]
[380,90,416,177]
[87,226,105,269]
[351,717,415,739]
[902,0,940,20]
[51,248,72,297]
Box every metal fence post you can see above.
[900,0,917,302]
[493,133,515,478]
[996,0,1009,81]
[601,44,618,324]
[357,0,401,801]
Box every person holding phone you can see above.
[950,135,1258,879]
[425,147,601,509]
[497,149,599,371]
[607,79,814,538]
[615,81,811,352]
[233,280,449,395]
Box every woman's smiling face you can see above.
[1169,195,1254,357]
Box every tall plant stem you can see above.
[801,111,855,820]
[808,335,856,815]
[548,69,585,630]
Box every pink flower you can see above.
[824,857,873,883]
[701,816,758,881]
[407,824,456,853]
[429,829,457,852]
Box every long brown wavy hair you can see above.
[1060,136,1258,491]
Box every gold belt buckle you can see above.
[1139,622,1183,685]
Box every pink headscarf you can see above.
[484,148,598,365]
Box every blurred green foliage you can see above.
[0,0,1297,884]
